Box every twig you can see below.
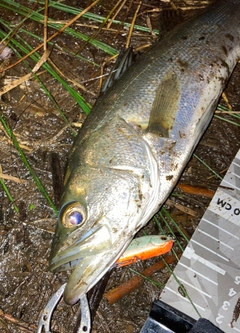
[222,92,233,110]
[166,199,197,216]
[48,58,91,93]
[106,0,127,29]
[126,1,143,48]
[2,0,41,49]
[105,253,180,304]
[0,49,51,96]
[215,110,240,114]
[0,0,101,74]
[0,172,26,184]
[0,309,37,332]
[207,167,228,180]
[177,183,215,198]
[44,0,49,52]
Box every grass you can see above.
[0,0,240,327]
[0,177,19,213]
[0,0,151,218]
[0,115,58,214]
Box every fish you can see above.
[49,0,240,305]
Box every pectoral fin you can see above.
[148,71,181,137]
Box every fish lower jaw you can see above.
[62,237,134,305]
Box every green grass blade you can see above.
[155,208,188,251]
[0,116,58,215]
[162,257,202,318]
[128,267,165,288]
[43,0,159,35]
[214,114,240,126]
[0,20,92,116]
[0,178,19,213]
[0,0,118,56]
[193,154,222,180]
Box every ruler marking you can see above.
[183,247,226,275]
[197,228,234,250]
[221,179,240,192]
[233,161,240,168]
[161,150,240,331]
[177,277,212,298]
[164,286,206,311]
[202,217,239,240]
[232,171,240,179]
[230,325,240,332]
[191,239,229,262]
[178,262,218,285]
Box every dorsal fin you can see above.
[102,47,136,93]
[147,71,181,137]
[159,4,210,39]
[158,7,185,38]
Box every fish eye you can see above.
[61,202,87,228]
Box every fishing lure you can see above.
[116,235,174,267]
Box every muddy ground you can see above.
[0,1,240,332]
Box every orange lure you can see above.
[116,235,174,268]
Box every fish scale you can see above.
[82,117,151,170]
[49,0,240,305]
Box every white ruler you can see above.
[161,149,240,332]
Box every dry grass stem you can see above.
[0,309,37,332]
[0,172,26,184]
[0,50,51,96]
[222,92,233,110]
[126,0,143,48]
[0,0,101,74]
[106,0,128,29]
[166,199,197,216]
[216,110,240,114]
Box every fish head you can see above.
[49,163,150,305]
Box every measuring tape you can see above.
[159,149,240,332]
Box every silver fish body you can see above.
[49,0,240,305]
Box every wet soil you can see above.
[0,1,240,332]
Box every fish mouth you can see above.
[49,223,113,272]
[49,222,119,305]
